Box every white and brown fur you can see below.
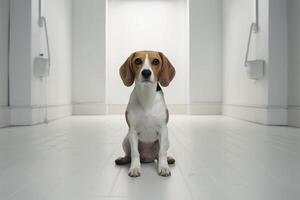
[115,51,176,177]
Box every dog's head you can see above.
[119,51,176,87]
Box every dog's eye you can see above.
[152,59,160,65]
[135,58,142,65]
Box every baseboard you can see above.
[168,102,222,114]
[223,104,287,125]
[72,102,107,115]
[4,103,297,127]
[0,106,10,128]
[288,106,300,128]
[10,104,72,126]
[72,102,222,115]
[187,102,222,115]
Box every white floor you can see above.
[0,115,299,200]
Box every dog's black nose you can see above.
[141,69,151,79]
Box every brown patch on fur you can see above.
[119,53,135,86]
[147,51,162,81]
[158,52,176,87]
[165,109,169,123]
[131,52,145,81]
[132,51,162,81]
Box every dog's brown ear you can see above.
[158,52,176,87]
[119,53,135,87]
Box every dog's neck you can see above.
[134,82,157,109]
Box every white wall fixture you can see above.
[223,0,286,125]
[244,0,264,80]
[34,54,50,77]
[32,0,72,122]
[245,60,264,80]
[9,0,72,125]
[223,0,288,125]
[34,0,51,78]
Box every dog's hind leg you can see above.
[115,135,131,165]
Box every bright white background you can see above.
[106,0,188,105]
[2,0,299,127]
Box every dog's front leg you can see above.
[128,128,141,177]
[158,125,171,176]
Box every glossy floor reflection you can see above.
[0,116,299,200]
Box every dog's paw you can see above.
[128,166,141,177]
[158,166,171,177]
[115,156,131,165]
[167,156,176,165]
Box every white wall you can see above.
[267,0,288,126]
[5,0,298,126]
[31,0,73,116]
[222,0,288,125]
[10,0,32,108]
[223,0,269,106]
[72,0,106,114]
[107,0,188,107]
[190,0,222,114]
[0,0,10,127]
[287,0,300,127]
[222,0,269,123]
[72,0,223,114]
[9,0,72,125]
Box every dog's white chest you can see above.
[126,86,167,143]
[135,109,164,142]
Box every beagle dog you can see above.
[115,51,176,177]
